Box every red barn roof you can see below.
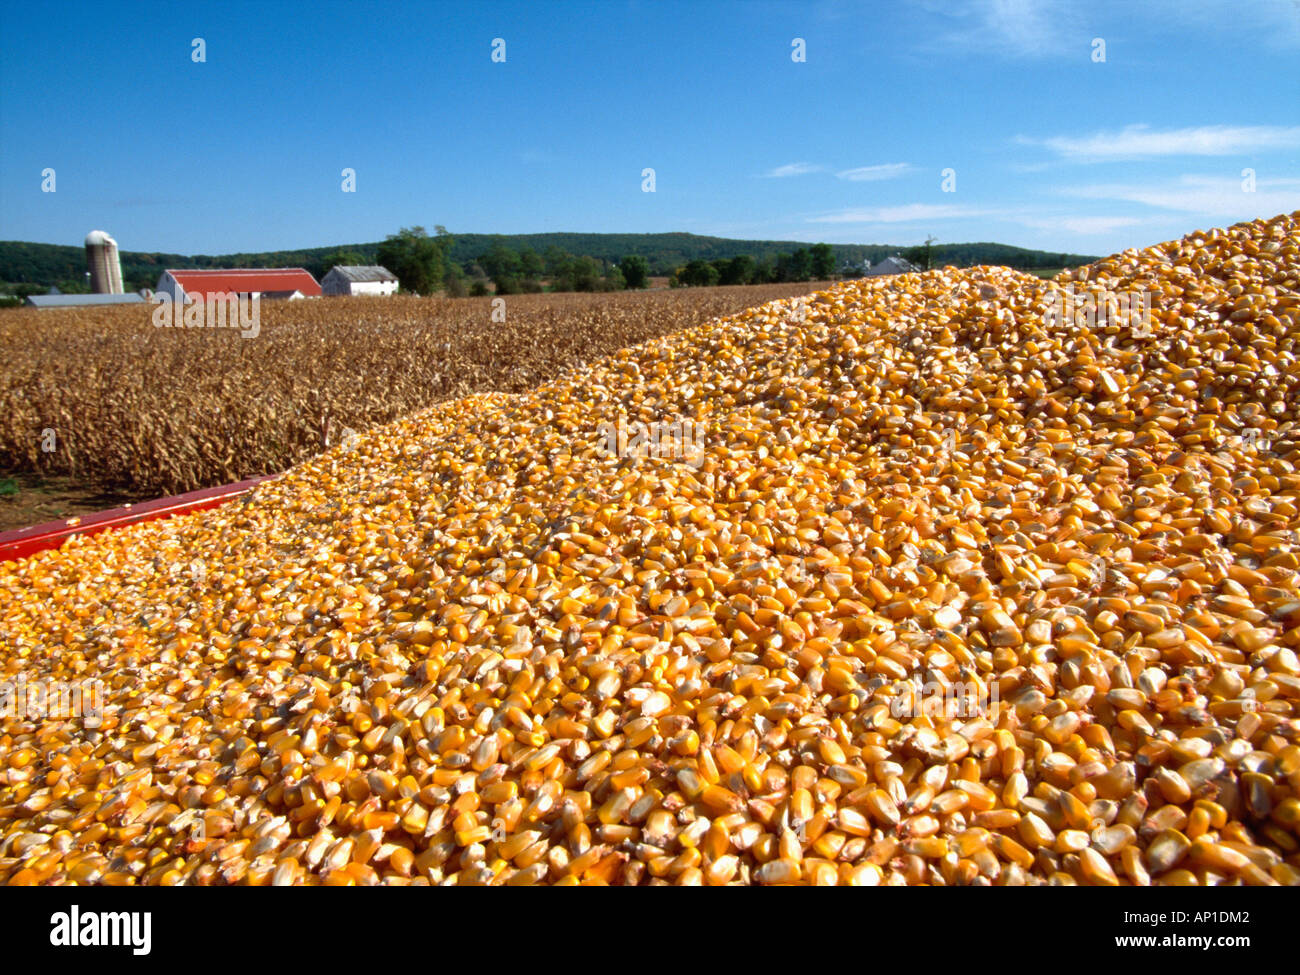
[164,268,321,297]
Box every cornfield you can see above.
[0,284,831,497]
[2,213,1299,885]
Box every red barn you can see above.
[155,268,322,303]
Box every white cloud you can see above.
[810,203,998,223]
[1143,0,1300,50]
[759,162,824,178]
[1022,124,1300,161]
[836,163,912,181]
[1015,214,1145,235]
[978,0,1075,56]
[1061,174,1300,216]
[915,0,1299,60]
[917,0,1081,59]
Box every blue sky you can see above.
[1,0,1297,257]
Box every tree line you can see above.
[363,230,852,296]
[670,243,837,287]
[0,232,1101,298]
[343,227,653,297]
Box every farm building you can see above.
[25,293,145,309]
[865,255,921,277]
[85,230,124,294]
[155,268,321,303]
[321,265,399,297]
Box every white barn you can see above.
[865,255,921,277]
[321,265,399,297]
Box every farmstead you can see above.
[1,213,1298,886]
[321,265,399,297]
[154,268,321,303]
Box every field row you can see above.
[0,283,830,497]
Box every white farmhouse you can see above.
[321,265,399,297]
[864,255,921,277]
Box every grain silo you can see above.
[85,230,123,294]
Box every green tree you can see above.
[376,227,447,295]
[443,261,468,297]
[902,236,938,271]
[618,254,649,289]
[314,249,366,279]
[776,250,814,282]
[517,245,543,284]
[479,242,521,293]
[810,243,835,280]
[790,248,813,282]
[543,245,570,280]
[717,255,755,285]
[679,259,719,287]
[547,254,606,292]
[569,256,605,291]
[434,226,458,288]
[548,255,574,292]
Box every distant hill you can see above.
[0,234,1099,293]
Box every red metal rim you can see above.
[0,475,275,564]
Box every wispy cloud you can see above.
[758,162,824,178]
[1143,0,1300,50]
[836,163,912,182]
[1014,214,1145,235]
[915,0,1300,59]
[757,161,912,181]
[1061,174,1300,216]
[1021,124,1300,161]
[810,203,998,224]
[916,0,1082,59]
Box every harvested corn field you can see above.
[0,283,832,498]
[2,211,1300,886]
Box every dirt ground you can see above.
[0,473,145,533]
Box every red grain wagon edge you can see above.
[0,475,276,564]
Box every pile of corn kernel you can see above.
[1,212,1298,885]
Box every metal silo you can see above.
[85,230,123,294]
